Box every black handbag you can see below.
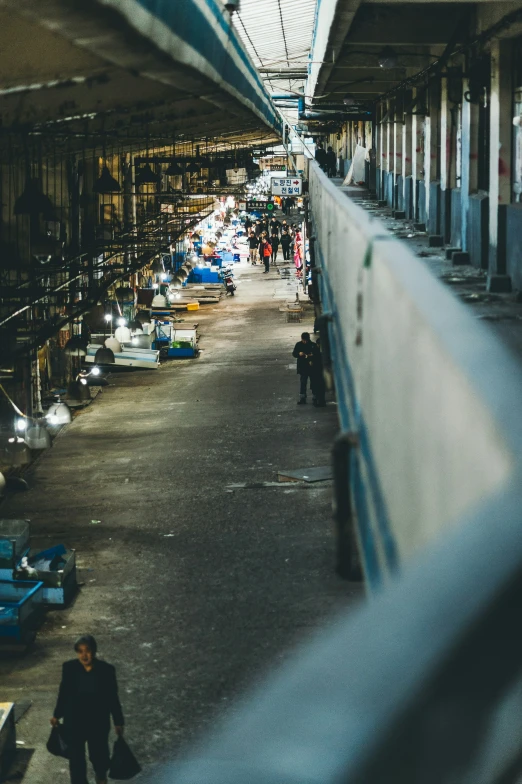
[108,737,141,780]
[46,725,70,759]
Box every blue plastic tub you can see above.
[0,580,44,644]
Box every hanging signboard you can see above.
[238,201,247,211]
[246,200,267,211]
[271,177,303,196]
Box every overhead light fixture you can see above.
[94,346,116,365]
[136,164,161,184]
[93,165,121,194]
[151,257,164,274]
[16,418,27,432]
[117,317,126,327]
[115,325,131,343]
[4,437,31,467]
[378,47,398,69]
[165,161,184,176]
[25,423,52,450]
[105,337,121,353]
[46,401,72,426]
[104,314,113,323]
[14,178,55,218]
[63,336,87,356]
[343,94,357,106]
[186,161,200,174]
[91,367,101,376]
[66,380,91,404]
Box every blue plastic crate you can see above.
[0,580,44,644]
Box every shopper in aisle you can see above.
[270,231,280,266]
[292,332,315,404]
[280,229,292,261]
[259,235,272,273]
[51,634,125,784]
[310,338,326,407]
[248,231,259,264]
[326,146,337,177]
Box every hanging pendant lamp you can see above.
[93,165,121,194]
[63,336,88,356]
[165,161,184,176]
[3,437,31,467]
[0,471,5,496]
[151,257,164,274]
[14,178,55,217]
[94,346,116,365]
[136,164,161,185]
[105,337,121,353]
[186,161,200,174]
[66,380,91,404]
[25,423,52,450]
[46,401,72,425]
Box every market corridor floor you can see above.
[0,263,363,782]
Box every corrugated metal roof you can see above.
[234,0,317,96]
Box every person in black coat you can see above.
[326,146,337,177]
[280,229,292,260]
[51,635,124,784]
[292,332,315,404]
[310,338,326,406]
[315,143,327,172]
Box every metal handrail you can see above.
[140,161,522,784]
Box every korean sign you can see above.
[271,177,302,196]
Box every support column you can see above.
[440,77,452,243]
[378,105,385,201]
[412,88,424,225]
[460,77,479,257]
[488,38,512,288]
[426,81,442,244]
[386,100,395,208]
[402,91,412,218]
[393,98,400,211]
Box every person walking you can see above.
[51,634,124,784]
[292,332,314,404]
[280,229,292,261]
[315,143,327,172]
[259,235,272,273]
[254,219,263,237]
[293,228,304,278]
[310,338,326,406]
[326,146,337,177]
[269,216,280,237]
[247,231,258,265]
[270,232,280,266]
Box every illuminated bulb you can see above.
[80,378,88,386]
[16,418,27,432]
[132,337,139,345]
[48,415,58,425]
[117,317,126,327]
[104,314,113,322]
[91,367,100,376]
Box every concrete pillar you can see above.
[440,78,452,242]
[402,92,412,216]
[425,81,440,240]
[488,38,512,279]
[460,77,479,253]
[394,99,400,209]
[411,88,424,223]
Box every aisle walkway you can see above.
[0,261,362,782]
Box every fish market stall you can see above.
[152,324,198,358]
[85,343,160,369]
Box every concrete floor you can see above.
[0,258,362,782]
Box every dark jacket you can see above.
[315,147,327,166]
[270,235,280,251]
[269,220,280,236]
[280,233,291,247]
[292,340,314,374]
[248,235,258,249]
[54,659,124,729]
[326,150,337,171]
